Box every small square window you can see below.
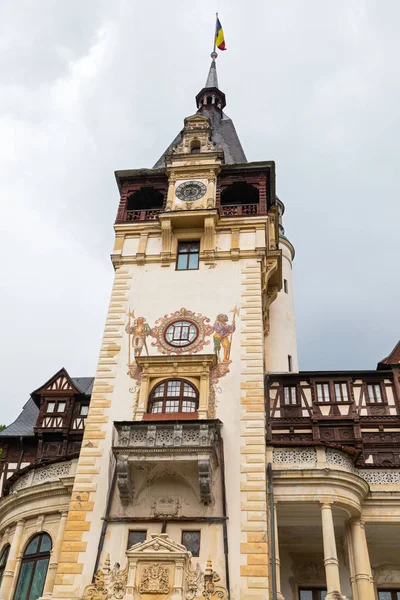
[80,405,89,416]
[46,401,55,413]
[181,530,200,557]
[127,530,147,548]
[176,241,200,271]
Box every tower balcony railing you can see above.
[219,203,260,217]
[120,208,163,222]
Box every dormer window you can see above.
[43,398,67,428]
[190,140,201,154]
[148,379,198,415]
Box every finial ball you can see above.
[211,52,218,60]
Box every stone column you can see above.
[41,512,68,597]
[0,519,25,600]
[274,504,284,600]
[320,503,346,600]
[350,518,374,600]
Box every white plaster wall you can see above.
[265,238,299,373]
[81,255,247,597]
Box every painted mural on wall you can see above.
[126,305,239,417]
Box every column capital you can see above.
[320,501,333,509]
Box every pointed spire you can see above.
[205,53,219,89]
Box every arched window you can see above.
[148,380,198,414]
[190,140,200,154]
[126,187,164,211]
[220,181,260,206]
[0,544,10,585]
[13,533,52,600]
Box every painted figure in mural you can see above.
[125,311,152,360]
[213,313,236,363]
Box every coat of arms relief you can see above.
[81,534,227,600]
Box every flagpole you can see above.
[213,12,218,55]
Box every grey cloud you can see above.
[1,0,399,425]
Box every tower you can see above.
[49,56,297,600]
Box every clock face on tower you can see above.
[175,180,206,201]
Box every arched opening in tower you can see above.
[126,187,165,211]
[220,182,259,206]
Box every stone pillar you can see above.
[320,503,346,600]
[41,512,68,597]
[0,519,25,600]
[350,518,374,600]
[274,504,285,600]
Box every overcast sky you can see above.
[1,0,399,425]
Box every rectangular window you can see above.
[283,386,297,405]
[176,241,200,271]
[284,279,288,293]
[316,383,330,402]
[288,355,292,372]
[378,591,400,600]
[80,405,89,416]
[299,590,327,600]
[127,530,147,548]
[367,384,383,403]
[46,401,55,413]
[181,530,201,557]
[334,382,349,402]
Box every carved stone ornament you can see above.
[151,307,213,355]
[139,563,170,594]
[81,555,128,600]
[202,558,228,600]
[374,564,400,585]
[151,496,182,518]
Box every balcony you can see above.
[113,420,221,504]
[116,208,163,223]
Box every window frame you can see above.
[13,533,52,600]
[127,530,147,549]
[181,530,201,557]
[44,399,67,415]
[298,588,327,600]
[176,241,200,271]
[282,386,299,406]
[0,544,10,585]
[164,319,199,348]
[314,381,351,404]
[377,591,400,600]
[147,379,199,415]
[365,382,386,405]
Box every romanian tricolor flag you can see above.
[215,17,226,51]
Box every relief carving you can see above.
[81,555,127,600]
[139,563,170,594]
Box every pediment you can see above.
[183,114,211,131]
[32,368,79,397]
[127,533,188,555]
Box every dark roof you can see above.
[378,341,400,370]
[153,59,246,169]
[71,377,94,395]
[153,110,246,169]
[0,399,38,437]
[0,376,94,439]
